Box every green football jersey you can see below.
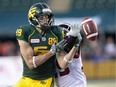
[16,25,63,80]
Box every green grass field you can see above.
[87,79,116,87]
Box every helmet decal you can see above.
[28,7,36,18]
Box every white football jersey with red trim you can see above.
[55,51,87,87]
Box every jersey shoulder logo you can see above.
[30,39,40,43]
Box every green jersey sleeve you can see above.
[16,25,29,42]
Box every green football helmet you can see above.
[28,3,54,28]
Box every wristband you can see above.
[63,57,72,63]
[33,56,37,68]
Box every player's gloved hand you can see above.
[50,41,57,54]
[74,33,82,47]
[57,39,68,52]
[66,24,81,37]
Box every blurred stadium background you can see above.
[0,0,115,87]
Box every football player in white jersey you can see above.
[55,23,87,87]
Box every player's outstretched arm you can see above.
[18,39,56,69]
[56,33,82,69]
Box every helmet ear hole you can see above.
[32,17,38,23]
[29,17,39,26]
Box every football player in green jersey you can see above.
[14,3,80,87]
[14,3,62,87]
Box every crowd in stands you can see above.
[81,29,116,61]
[81,35,116,61]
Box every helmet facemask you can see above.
[36,13,53,27]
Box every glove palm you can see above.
[50,41,57,54]
[57,39,68,51]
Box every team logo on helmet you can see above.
[28,7,36,19]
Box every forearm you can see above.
[57,46,78,69]
[63,46,78,68]
[19,40,54,69]
[22,50,54,69]
[64,46,77,61]
[34,51,54,67]
[33,41,57,67]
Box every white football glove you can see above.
[66,24,81,37]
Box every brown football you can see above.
[81,17,98,41]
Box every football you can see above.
[81,17,98,41]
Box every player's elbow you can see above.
[61,66,67,70]
[26,60,35,70]
[57,57,68,70]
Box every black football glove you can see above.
[57,39,68,52]
[74,33,82,47]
